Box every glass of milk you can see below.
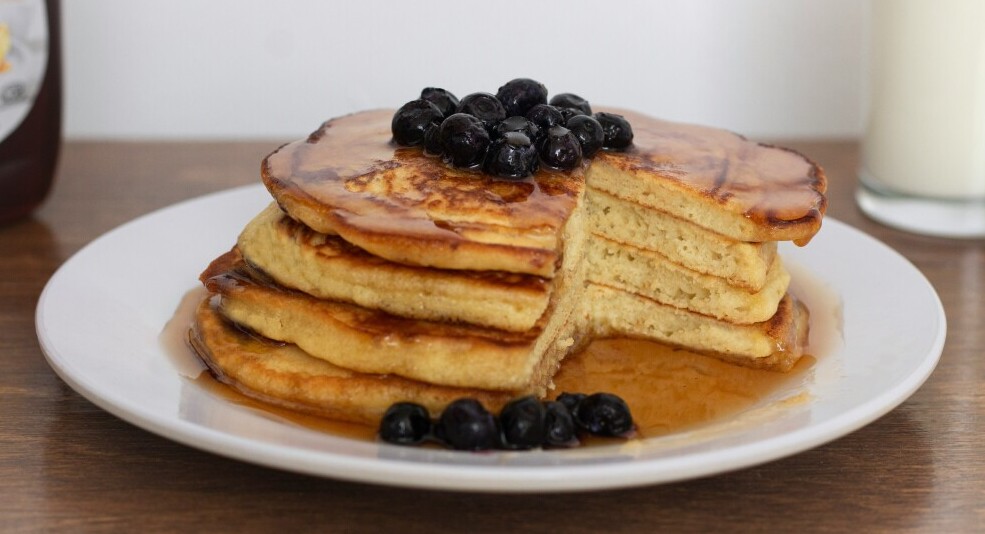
[857,0,985,238]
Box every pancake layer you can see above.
[202,248,587,393]
[587,284,809,371]
[585,237,789,324]
[191,299,515,425]
[585,188,776,290]
[238,203,551,332]
[262,110,585,277]
[589,109,827,245]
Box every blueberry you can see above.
[496,78,548,118]
[556,392,586,414]
[557,107,584,123]
[420,87,459,118]
[550,93,592,115]
[378,402,431,445]
[436,398,499,451]
[439,113,491,168]
[483,132,538,178]
[423,122,443,156]
[573,393,634,437]
[492,116,540,142]
[566,115,605,158]
[391,99,444,146]
[525,104,565,133]
[456,92,507,129]
[539,126,583,170]
[543,401,578,447]
[499,396,547,450]
[594,112,634,150]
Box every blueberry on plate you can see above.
[556,392,586,414]
[543,400,578,447]
[421,87,460,118]
[439,113,491,168]
[550,93,592,115]
[483,132,539,178]
[525,104,565,133]
[391,99,444,146]
[572,392,634,437]
[565,114,605,158]
[456,92,507,129]
[499,395,547,449]
[378,402,431,445]
[594,112,634,150]
[539,125,583,170]
[435,398,499,451]
[496,78,548,118]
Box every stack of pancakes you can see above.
[190,109,826,425]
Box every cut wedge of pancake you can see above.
[588,283,809,372]
[585,236,790,324]
[201,248,587,393]
[190,298,515,425]
[238,203,551,332]
[585,188,776,290]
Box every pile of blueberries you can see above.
[390,78,634,178]
[378,392,634,451]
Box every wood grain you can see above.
[1,139,982,532]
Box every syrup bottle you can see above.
[0,0,60,224]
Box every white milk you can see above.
[861,0,985,200]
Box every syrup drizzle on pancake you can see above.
[264,109,584,243]
[596,109,827,234]
[266,109,826,248]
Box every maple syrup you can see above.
[0,0,60,223]
[551,339,813,439]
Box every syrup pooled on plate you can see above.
[552,339,814,439]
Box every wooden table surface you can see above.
[2,139,982,532]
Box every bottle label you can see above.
[0,0,48,141]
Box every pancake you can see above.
[589,109,827,246]
[190,298,515,425]
[262,109,585,278]
[585,237,790,324]
[585,188,776,290]
[588,284,809,372]
[201,248,588,393]
[238,203,551,332]
[191,106,827,425]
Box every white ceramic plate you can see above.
[36,185,946,492]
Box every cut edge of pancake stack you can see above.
[189,104,826,427]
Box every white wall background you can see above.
[62,0,865,141]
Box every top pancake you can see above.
[263,109,827,277]
[263,109,585,278]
